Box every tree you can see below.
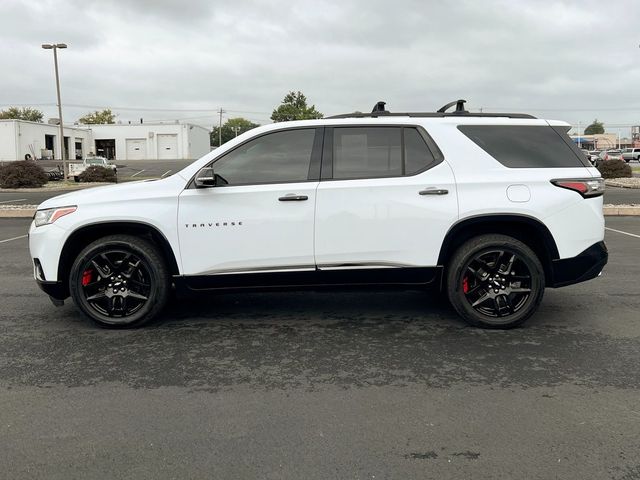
[0,107,43,122]
[78,109,116,124]
[584,119,604,135]
[270,91,323,122]
[210,117,260,147]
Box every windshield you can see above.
[87,158,106,165]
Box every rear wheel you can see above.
[446,234,545,329]
[69,235,170,328]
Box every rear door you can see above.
[314,125,457,271]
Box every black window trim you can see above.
[320,124,445,182]
[186,126,324,189]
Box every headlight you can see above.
[34,206,77,227]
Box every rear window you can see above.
[458,125,590,168]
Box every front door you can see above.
[315,126,458,271]
[178,127,323,276]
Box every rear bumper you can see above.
[550,241,608,288]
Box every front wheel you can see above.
[446,234,545,329]
[69,235,170,328]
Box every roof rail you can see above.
[437,99,468,114]
[327,100,536,119]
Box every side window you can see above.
[333,128,402,179]
[404,128,436,175]
[212,129,316,185]
[331,127,438,179]
[458,125,589,168]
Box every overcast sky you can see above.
[1,0,639,134]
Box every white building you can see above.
[0,120,92,161]
[0,119,211,162]
[90,123,211,161]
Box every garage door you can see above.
[126,138,147,160]
[157,134,178,160]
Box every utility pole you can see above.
[232,126,241,137]
[42,43,68,177]
[218,108,225,147]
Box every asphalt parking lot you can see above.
[1,217,639,479]
[36,159,193,179]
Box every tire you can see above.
[446,234,545,329]
[69,234,170,328]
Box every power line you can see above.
[0,102,271,114]
[482,106,640,112]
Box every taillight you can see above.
[551,178,605,198]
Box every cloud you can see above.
[1,0,639,132]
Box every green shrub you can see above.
[597,159,632,179]
[78,165,117,183]
[0,161,48,188]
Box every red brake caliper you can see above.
[462,276,469,294]
[81,269,93,287]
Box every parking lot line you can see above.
[0,198,27,204]
[0,234,27,244]
[605,227,640,239]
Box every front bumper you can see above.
[550,241,608,288]
[36,279,68,302]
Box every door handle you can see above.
[278,194,308,201]
[419,188,449,195]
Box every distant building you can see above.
[569,133,619,150]
[89,123,211,161]
[0,119,91,161]
[0,119,210,162]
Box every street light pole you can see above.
[42,43,68,177]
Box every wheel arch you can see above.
[437,214,559,285]
[58,221,180,292]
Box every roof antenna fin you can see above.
[437,99,468,114]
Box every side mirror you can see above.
[194,167,216,188]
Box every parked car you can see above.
[586,150,601,165]
[621,148,640,162]
[68,156,117,181]
[599,150,623,161]
[29,100,607,329]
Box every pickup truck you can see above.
[621,148,640,162]
[68,156,117,181]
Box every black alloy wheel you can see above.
[461,249,532,318]
[69,235,170,328]
[446,234,545,329]
[80,249,151,318]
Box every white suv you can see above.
[29,100,607,329]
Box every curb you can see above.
[0,208,36,218]
[2,206,640,218]
[605,180,640,189]
[603,205,640,216]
